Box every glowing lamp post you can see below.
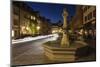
[37,26,40,34]
[26,27,29,30]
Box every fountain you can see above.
[43,8,89,62]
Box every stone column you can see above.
[61,8,69,47]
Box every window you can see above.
[24,14,30,19]
[84,7,86,12]
[31,16,36,20]
[84,6,88,12]
[13,19,19,25]
[88,12,92,20]
[85,16,87,22]
[89,12,92,19]
[88,6,90,9]
[93,10,96,17]
[87,14,89,20]
[13,7,19,15]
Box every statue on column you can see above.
[61,8,69,47]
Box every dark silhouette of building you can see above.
[69,5,83,32]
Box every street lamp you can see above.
[37,26,40,34]
[26,27,29,30]
[37,26,40,30]
[21,26,26,34]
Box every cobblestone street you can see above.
[11,36,59,66]
[11,36,96,66]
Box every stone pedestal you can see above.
[61,32,69,47]
[43,43,88,62]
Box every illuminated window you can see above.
[12,30,14,37]
[31,16,36,20]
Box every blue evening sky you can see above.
[26,2,76,23]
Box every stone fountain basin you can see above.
[43,41,93,62]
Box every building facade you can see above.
[82,5,96,40]
[12,2,39,39]
[51,26,62,34]
[69,5,96,40]
[12,3,20,39]
[39,17,52,35]
[12,2,52,39]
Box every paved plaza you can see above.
[11,36,96,66]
